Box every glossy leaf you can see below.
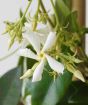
[55,0,70,25]
[0,66,22,105]
[59,81,88,105]
[42,70,72,105]
[55,0,79,32]
[65,11,79,32]
[24,62,72,105]
[25,67,53,105]
[55,0,70,17]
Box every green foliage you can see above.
[1,0,88,105]
[23,63,72,105]
[42,70,72,105]
[0,66,22,105]
[55,0,70,17]
[59,81,88,105]
[19,9,27,26]
[55,0,79,32]
[65,11,79,32]
[55,0,70,25]
[21,0,79,105]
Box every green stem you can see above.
[32,0,41,30]
[36,0,41,15]
[21,0,32,21]
[50,0,60,28]
[40,0,55,28]
[21,58,28,99]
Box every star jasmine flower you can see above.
[19,32,64,82]
[25,22,50,34]
[24,22,51,45]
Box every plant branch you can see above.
[40,0,55,28]
[21,0,32,21]
[50,0,60,27]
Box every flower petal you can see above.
[20,69,33,79]
[23,32,41,54]
[18,48,38,60]
[37,23,50,34]
[45,54,64,74]
[20,39,29,48]
[32,59,45,82]
[42,32,56,52]
[24,23,48,46]
[74,70,85,82]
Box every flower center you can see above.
[38,52,45,60]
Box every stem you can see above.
[50,0,60,27]
[0,1,32,61]
[0,47,20,61]
[21,0,32,20]
[36,0,41,15]
[21,58,28,99]
[32,0,41,30]
[40,0,55,28]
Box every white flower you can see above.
[24,22,50,45]
[19,32,64,82]
[15,22,48,50]
[25,22,50,34]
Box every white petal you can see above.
[18,48,38,60]
[38,33,48,45]
[45,54,64,74]
[20,39,29,48]
[74,70,85,82]
[20,69,33,79]
[32,59,45,82]
[23,32,41,53]
[42,32,56,52]
[37,23,50,34]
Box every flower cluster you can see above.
[3,0,85,83]
[18,20,85,82]
[2,0,88,105]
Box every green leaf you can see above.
[55,0,79,32]
[59,81,88,105]
[25,70,53,105]
[24,63,72,105]
[65,11,79,32]
[63,0,71,8]
[42,70,72,105]
[19,9,27,26]
[68,82,88,104]
[55,0,70,25]
[0,66,22,105]
[55,0,70,17]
